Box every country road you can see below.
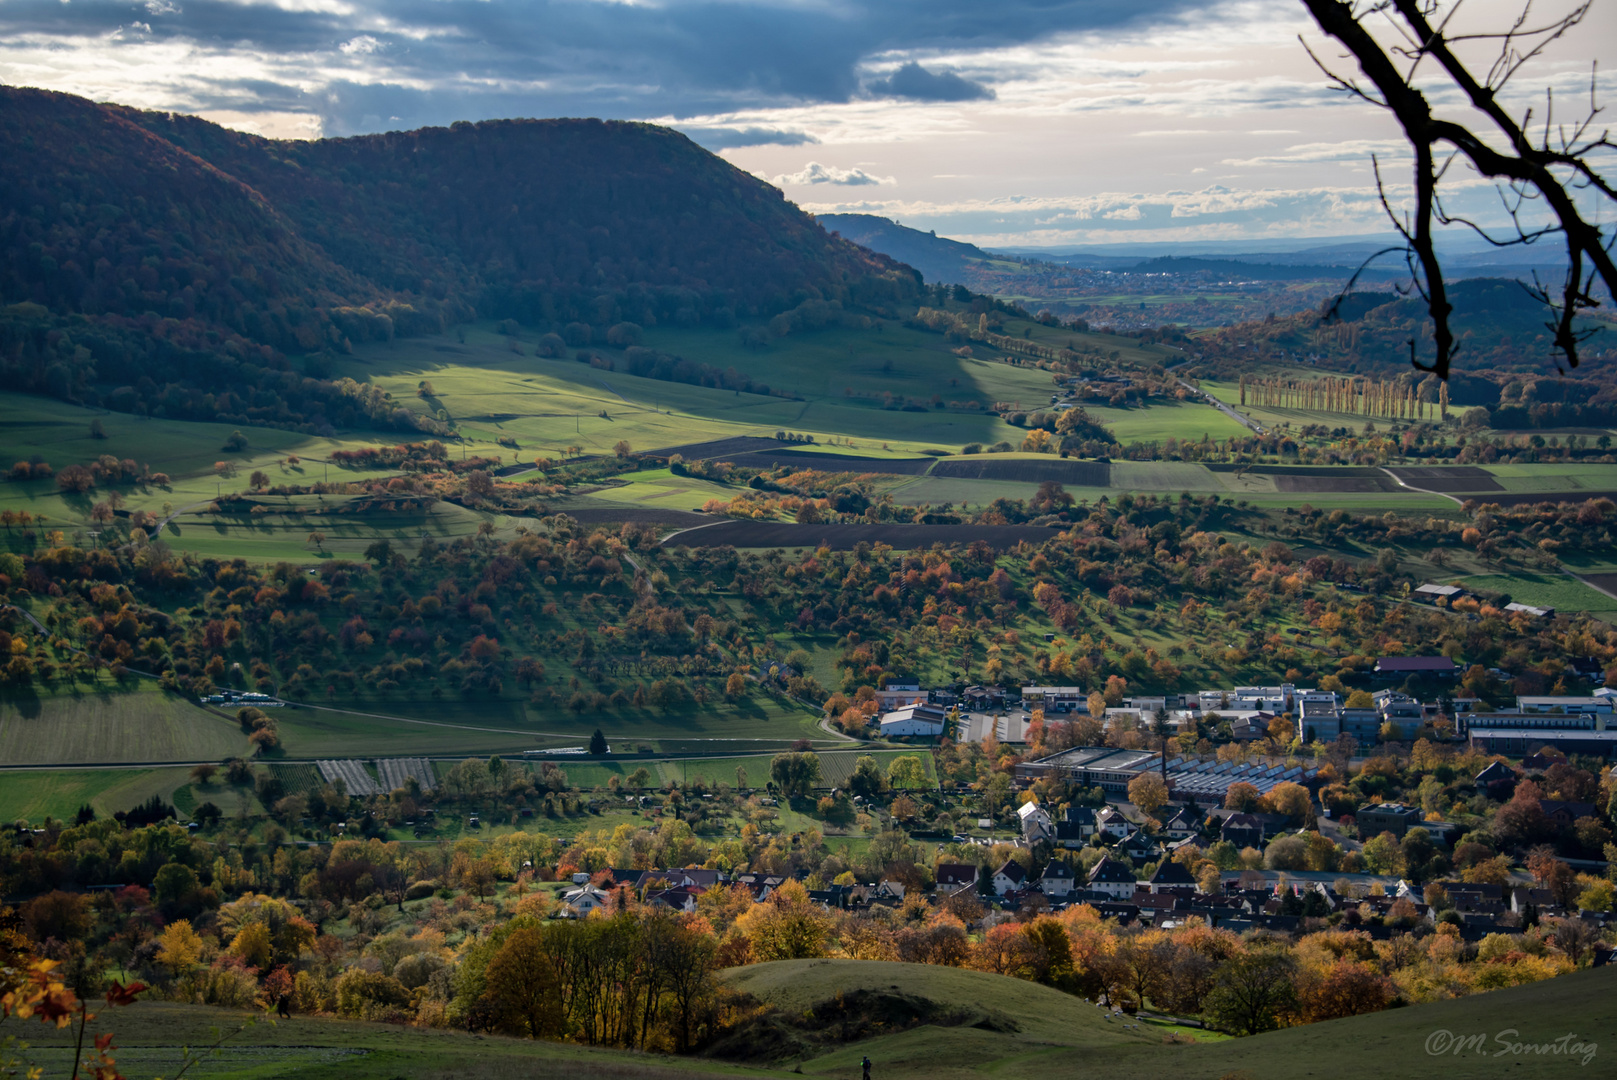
[1165,362,1265,435]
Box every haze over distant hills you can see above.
[817,213,1004,288]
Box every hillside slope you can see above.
[723,958,1617,1079]
[0,86,920,429]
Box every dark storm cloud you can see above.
[0,0,1204,132]
[866,62,993,102]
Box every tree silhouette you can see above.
[1302,0,1614,377]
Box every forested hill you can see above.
[0,87,919,429]
[1202,277,1614,378]
[817,213,994,287]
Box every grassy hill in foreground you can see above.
[725,958,1617,1080]
[19,960,1615,1079]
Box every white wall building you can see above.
[879,703,948,737]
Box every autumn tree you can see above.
[1128,772,1169,819]
[483,927,566,1038]
[1203,948,1299,1035]
[769,751,822,799]
[887,755,929,792]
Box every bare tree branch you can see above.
[1301,0,1615,377]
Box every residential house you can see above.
[1161,805,1200,841]
[935,863,979,895]
[1376,691,1425,726]
[1219,812,1266,850]
[1087,856,1139,899]
[870,880,907,906]
[560,885,611,915]
[1112,827,1161,863]
[1522,749,1567,770]
[875,679,925,711]
[1018,800,1054,844]
[1229,715,1272,741]
[1096,805,1133,839]
[646,886,699,913]
[1474,761,1515,789]
[991,860,1028,896]
[735,873,785,900]
[1540,800,1598,827]
[1054,805,1097,848]
[1038,860,1077,899]
[1146,859,1198,894]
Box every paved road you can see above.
[1179,378,1264,435]
[1164,360,1264,436]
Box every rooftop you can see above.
[1375,656,1458,672]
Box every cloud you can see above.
[1220,139,1406,167]
[339,36,382,56]
[772,161,895,187]
[0,0,1205,134]
[866,62,993,102]
[792,183,1403,244]
[680,125,819,150]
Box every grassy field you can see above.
[12,956,1612,1079]
[0,395,418,554]
[0,766,265,823]
[20,1001,781,1080]
[0,688,246,765]
[338,319,1240,460]
[1082,399,1249,443]
[0,767,157,822]
[1459,571,1617,620]
[270,695,831,761]
[727,958,1617,1080]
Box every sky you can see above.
[2,0,1611,249]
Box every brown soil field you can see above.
[1206,463,1387,476]
[1275,475,1402,493]
[1386,466,1503,492]
[1583,573,1617,596]
[660,520,1060,550]
[931,459,1111,484]
[1470,490,1617,507]
[720,449,935,474]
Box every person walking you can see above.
[861,1056,871,1080]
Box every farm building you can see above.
[1374,656,1458,678]
[878,703,948,737]
[1414,583,1465,602]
